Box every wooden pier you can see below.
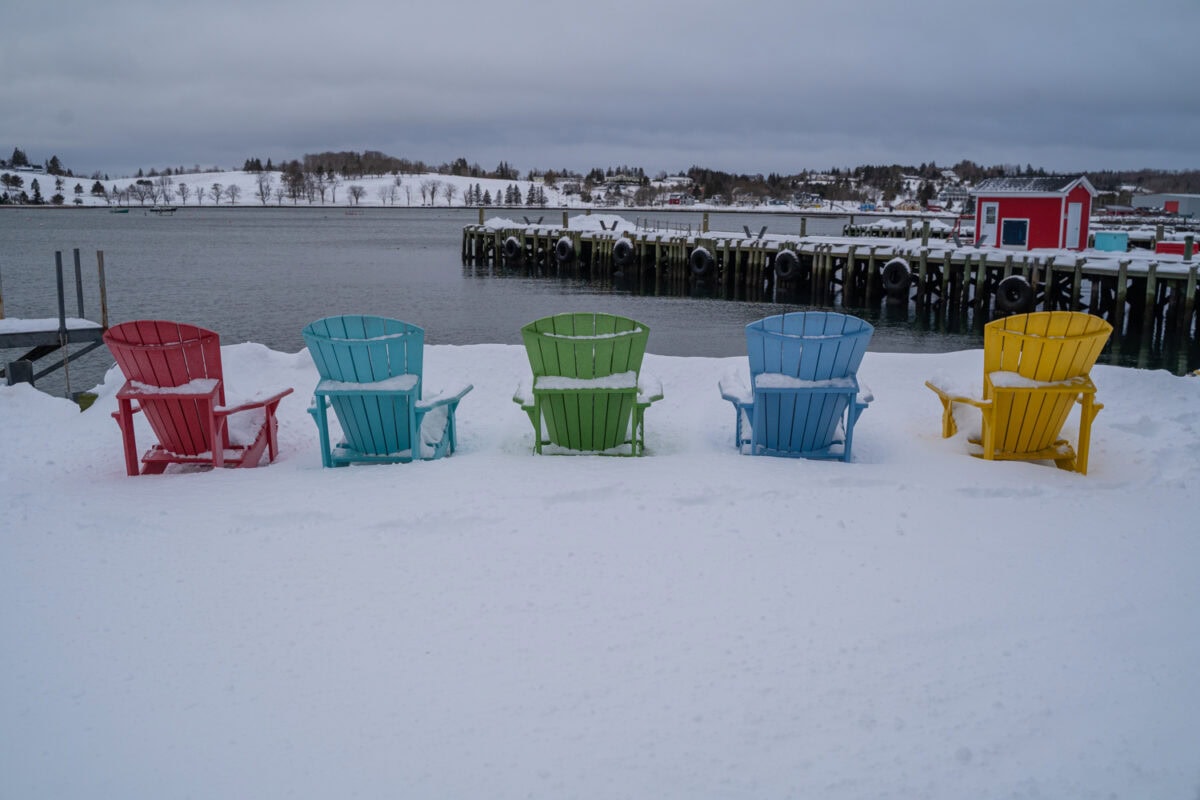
[462,212,1199,365]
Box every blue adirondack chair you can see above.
[718,311,874,460]
[301,315,472,467]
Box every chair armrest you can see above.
[117,378,221,402]
[856,379,875,406]
[637,373,664,405]
[925,379,989,439]
[925,380,989,409]
[718,375,752,407]
[416,383,473,411]
[313,375,419,396]
[513,377,534,407]
[217,387,294,416]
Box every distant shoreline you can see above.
[0,204,945,221]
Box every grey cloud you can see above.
[2,0,1197,176]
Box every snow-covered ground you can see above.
[12,167,887,215]
[2,340,1198,798]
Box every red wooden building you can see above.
[972,176,1095,251]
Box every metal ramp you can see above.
[0,249,110,396]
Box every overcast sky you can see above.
[3,0,1197,179]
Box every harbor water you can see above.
[1,206,1189,397]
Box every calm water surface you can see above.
[2,206,1186,395]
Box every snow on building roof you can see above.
[972,175,1094,195]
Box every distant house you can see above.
[971,175,1095,250]
[1131,193,1200,217]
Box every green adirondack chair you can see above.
[514,312,663,455]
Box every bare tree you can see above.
[387,181,399,205]
[403,185,412,205]
[210,183,223,205]
[441,182,457,206]
[327,175,340,204]
[312,170,328,204]
[255,172,273,206]
[225,184,241,205]
[377,184,391,205]
[348,184,366,205]
[274,186,285,205]
[128,181,149,205]
[195,185,206,206]
[155,174,175,204]
[177,182,190,205]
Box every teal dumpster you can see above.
[1093,231,1128,252]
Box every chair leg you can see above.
[309,399,334,468]
[1075,397,1103,475]
[113,400,141,476]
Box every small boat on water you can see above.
[149,206,178,216]
[109,207,129,214]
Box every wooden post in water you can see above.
[800,217,807,237]
[916,248,928,312]
[702,212,709,233]
[973,251,988,324]
[1141,261,1158,346]
[939,251,951,315]
[478,208,484,225]
[73,248,85,318]
[1182,264,1197,343]
[97,251,109,329]
[1114,260,1129,336]
[845,245,857,306]
[865,246,879,307]
[1071,257,1085,310]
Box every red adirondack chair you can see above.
[103,320,293,475]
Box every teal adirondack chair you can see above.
[514,312,663,455]
[302,315,472,467]
[719,311,874,460]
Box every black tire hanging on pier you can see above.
[880,257,912,298]
[503,236,522,262]
[774,249,800,280]
[613,238,634,268]
[995,274,1035,314]
[689,247,714,277]
[555,236,575,264]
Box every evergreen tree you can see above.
[10,147,29,167]
[30,178,43,204]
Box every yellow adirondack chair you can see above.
[925,311,1113,474]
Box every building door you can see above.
[979,202,999,246]
[1065,202,1083,249]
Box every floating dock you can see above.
[0,249,110,396]
[462,212,1198,361]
